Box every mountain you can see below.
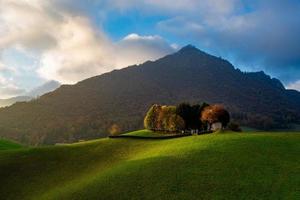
[0,45,299,145]
[0,80,60,108]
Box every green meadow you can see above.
[0,130,299,200]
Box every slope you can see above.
[0,131,299,200]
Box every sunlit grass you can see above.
[0,131,299,200]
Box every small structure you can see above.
[211,122,222,131]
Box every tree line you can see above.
[144,102,231,133]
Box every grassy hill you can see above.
[0,139,23,151]
[0,131,299,200]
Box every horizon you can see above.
[0,0,300,98]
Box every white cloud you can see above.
[287,80,300,91]
[0,62,14,73]
[115,34,175,68]
[0,0,176,86]
[39,31,175,83]
[0,62,24,98]
[0,73,25,98]
[38,16,114,84]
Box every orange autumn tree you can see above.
[201,104,230,129]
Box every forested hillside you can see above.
[0,45,299,145]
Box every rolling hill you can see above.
[0,45,299,145]
[0,131,299,200]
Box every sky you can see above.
[0,0,300,98]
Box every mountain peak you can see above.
[177,44,208,56]
[179,44,198,51]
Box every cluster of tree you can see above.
[144,103,231,133]
[144,105,185,132]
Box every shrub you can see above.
[109,124,121,136]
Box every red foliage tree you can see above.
[201,105,230,129]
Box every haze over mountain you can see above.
[26,80,61,97]
[0,45,299,145]
[0,81,60,108]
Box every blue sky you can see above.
[0,0,299,98]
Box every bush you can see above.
[109,124,121,136]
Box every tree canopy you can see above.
[201,105,230,128]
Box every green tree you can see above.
[168,115,185,132]
[176,103,192,129]
[144,104,158,130]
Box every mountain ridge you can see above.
[0,45,299,145]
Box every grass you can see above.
[0,139,23,151]
[0,131,299,200]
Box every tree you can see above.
[168,115,185,132]
[144,104,185,132]
[144,104,157,130]
[176,103,192,129]
[159,106,176,131]
[201,104,230,129]
[176,102,209,130]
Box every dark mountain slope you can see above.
[0,45,299,145]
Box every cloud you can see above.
[115,34,175,67]
[0,62,15,74]
[0,73,25,99]
[0,62,23,98]
[154,0,300,83]
[95,0,300,84]
[287,80,300,91]
[39,31,175,83]
[0,0,299,92]
[37,16,114,84]
[0,0,175,85]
